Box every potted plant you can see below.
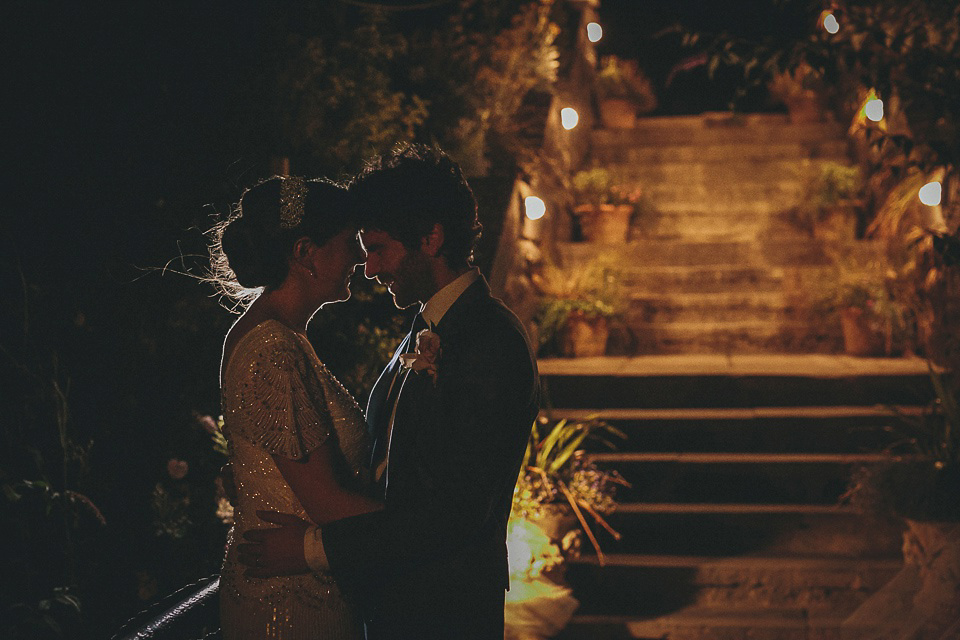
[595,55,657,129]
[840,369,960,637]
[767,61,824,123]
[794,162,866,240]
[532,258,623,358]
[570,167,643,244]
[815,256,905,356]
[505,416,628,640]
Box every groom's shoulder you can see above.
[454,294,533,356]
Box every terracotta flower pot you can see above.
[783,90,822,124]
[840,306,884,356]
[561,311,609,357]
[574,204,632,244]
[598,98,636,129]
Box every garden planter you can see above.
[574,204,632,243]
[598,98,636,129]
[561,311,609,357]
[814,202,860,242]
[840,306,884,356]
[783,90,822,123]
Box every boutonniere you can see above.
[399,328,442,385]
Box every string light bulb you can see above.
[919,181,942,206]
[560,107,579,130]
[823,12,840,34]
[524,196,546,220]
[586,22,602,43]
[865,98,884,122]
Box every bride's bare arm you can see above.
[272,441,383,526]
[237,443,381,577]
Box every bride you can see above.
[210,176,382,640]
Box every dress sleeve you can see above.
[227,332,334,460]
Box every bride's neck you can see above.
[251,286,316,334]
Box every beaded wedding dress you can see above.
[219,320,370,640]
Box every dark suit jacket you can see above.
[322,276,540,639]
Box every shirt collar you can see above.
[420,268,480,328]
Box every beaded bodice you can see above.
[219,320,370,606]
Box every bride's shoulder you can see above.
[222,318,302,374]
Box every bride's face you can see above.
[313,228,364,306]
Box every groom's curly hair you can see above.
[349,143,482,268]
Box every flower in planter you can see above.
[596,55,657,113]
[793,162,866,238]
[571,167,642,208]
[531,257,624,357]
[813,255,906,356]
[505,416,629,639]
[570,168,646,243]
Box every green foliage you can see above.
[813,163,864,208]
[842,369,960,521]
[427,0,563,176]
[513,416,629,556]
[532,257,623,353]
[258,11,428,176]
[596,55,658,113]
[831,0,960,170]
[792,162,865,234]
[571,167,643,207]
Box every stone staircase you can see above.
[542,355,934,640]
[562,113,858,354]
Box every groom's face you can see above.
[359,229,432,310]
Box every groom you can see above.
[243,144,540,639]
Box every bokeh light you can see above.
[524,196,546,220]
[823,12,840,34]
[865,98,884,122]
[919,181,942,206]
[586,22,602,43]
[560,107,579,130]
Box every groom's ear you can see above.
[420,223,444,258]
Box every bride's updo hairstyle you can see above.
[209,176,351,307]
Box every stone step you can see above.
[643,182,805,210]
[596,507,903,558]
[595,112,847,146]
[620,157,846,186]
[594,140,850,166]
[537,356,934,409]
[618,265,786,294]
[540,406,921,453]
[627,292,789,324]
[557,607,857,640]
[635,211,801,242]
[557,240,832,269]
[628,320,816,354]
[594,458,878,505]
[565,553,901,616]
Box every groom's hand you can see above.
[238,510,311,578]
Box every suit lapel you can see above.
[366,331,413,468]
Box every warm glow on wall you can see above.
[919,181,942,206]
[865,99,884,122]
[524,196,546,220]
[560,107,579,130]
[586,22,602,43]
[822,12,840,34]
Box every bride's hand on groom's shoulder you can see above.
[238,510,311,578]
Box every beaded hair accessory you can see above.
[279,176,307,229]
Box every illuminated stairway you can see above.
[561,113,856,354]
[541,355,933,640]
